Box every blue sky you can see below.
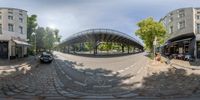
[0,0,200,43]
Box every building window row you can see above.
[7,15,23,23]
[178,20,185,29]
[8,24,23,34]
[168,9,185,22]
[169,20,186,34]
[8,15,13,20]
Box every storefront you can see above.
[0,38,30,59]
[0,41,8,59]
[10,39,30,59]
[163,33,195,60]
[197,41,200,59]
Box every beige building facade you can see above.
[0,8,29,59]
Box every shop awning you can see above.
[172,38,192,43]
[12,39,31,46]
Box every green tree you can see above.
[84,42,93,53]
[44,27,56,51]
[27,15,37,41]
[27,15,37,55]
[35,27,46,51]
[135,17,166,52]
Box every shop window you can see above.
[197,23,200,33]
[0,24,2,34]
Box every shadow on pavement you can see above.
[54,58,139,96]
[135,67,200,98]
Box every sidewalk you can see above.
[159,55,200,70]
[0,56,39,75]
[170,59,200,70]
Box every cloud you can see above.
[1,0,200,43]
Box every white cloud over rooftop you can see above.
[1,0,200,43]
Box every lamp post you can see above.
[32,32,36,56]
[153,36,157,64]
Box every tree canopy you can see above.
[27,14,61,54]
[135,17,166,52]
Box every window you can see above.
[169,26,173,33]
[169,13,173,16]
[19,18,23,23]
[178,20,185,29]
[19,26,23,34]
[8,16,13,20]
[0,24,2,34]
[169,17,173,22]
[178,12,185,18]
[197,23,200,33]
[0,16,1,20]
[19,13,23,16]
[197,15,200,20]
[8,12,13,14]
[197,11,200,14]
[178,9,185,18]
[8,24,14,32]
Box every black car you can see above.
[40,52,53,63]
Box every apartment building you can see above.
[0,7,29,59]
[161,7,200,60]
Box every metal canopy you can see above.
[61,29,143,49]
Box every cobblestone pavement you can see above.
[4,52,200,99]
[0,62,65,100]
[0,52,151,99]
[53,52,149,97]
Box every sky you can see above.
[0,0,200,43]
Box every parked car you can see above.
[40,52,53,63]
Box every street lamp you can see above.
[153,36,157,64]
[32,32,36,55]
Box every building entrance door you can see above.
[197,41,200,59]
[0,41,8,59]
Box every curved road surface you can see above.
[0,51,150,100]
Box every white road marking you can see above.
[137,66,144,74]
[93,85,112,88]
[65,74,72,80]
[61,70,65,74]
[118,69,124,73]
[112,72,117,75]
[74,81,86,86]
[125,67,130,70]
[85,72,94,75]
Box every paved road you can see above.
[0,51,150,99]
[53,51,149,95]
